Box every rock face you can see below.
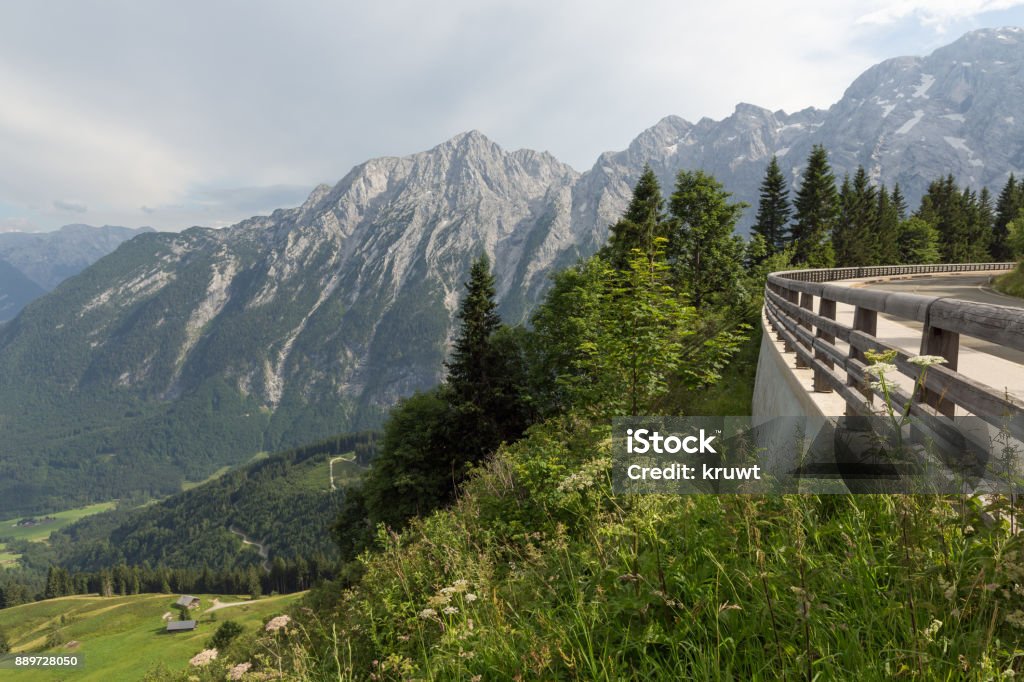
[3,28,1024,511]
[593,27,1024,229]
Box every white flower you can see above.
[464,593,478,602]
[866,362,898,377]
[264,615,291,633]
[443,606,459,615]
[908,355,948,367]
[419,608,437,619]
[228,662,253,680]
[452,579,469,590]
[189,649,218,667]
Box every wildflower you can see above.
[921,619,943,641]
[909,355,948,367]
[452,579,469,591]
[228,662,252,680]
[264,615,291,633]
[443,606,459,615]
[189,649,218,667]
[464,593,478,602]
[866,363,897,377]
[418,608,437,619]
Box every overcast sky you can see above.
[2,1,1024,232]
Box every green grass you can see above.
[0,592,304,681]
[993,262,1024,298]
[0,502,118,553]
[181,451,270,491]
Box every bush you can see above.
[207,620,244,650]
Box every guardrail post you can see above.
[918,323,959,418]
[847,306,877,415]
[796,292,814,368]
[813,298,836,392]
[782,289,799,353]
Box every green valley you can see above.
[0,592,303,681]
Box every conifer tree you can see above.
[833,175,855,266]
[875,184,902,265]
[917,175,969,262]
[970,186,995,262]
[791,145,838,267]
[898,217,941,264]
[605,165,667,267]
[445,254,502,403]
[891,183,908,221]
[752,156,791,254]
[993,175,1021,260]
[666,169,747,309]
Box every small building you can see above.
[175,595,201,609]
[166,620,197,633]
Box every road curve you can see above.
[860,273,1024,365]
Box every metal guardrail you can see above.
[763,263,1023,442]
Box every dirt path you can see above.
[205,597,256,613]
[228,525,271,574]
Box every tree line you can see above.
[752,146,1024,267]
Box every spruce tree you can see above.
[605,165,667,267]
[445,254,502,402]
[993,175,1021,260]
[791,145,838,267]
[917,175,969,262]
[833,175,855,266]
[891,183,908,221]
[753,156,791,254]
[666,169,747,309]
[875,184,902,265]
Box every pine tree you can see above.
[993,175,1021,260]
[875,184,902,264]
[791,145,838,267]
[753,156,791,254]
[666,169,748,309]
[833,175,855,266]
[970,186,995,262]
[605,165,667,267]
[891,183,908,222]
[445,255,502,403]
[917,175,970,262]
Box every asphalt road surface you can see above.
[862,274,1024,365]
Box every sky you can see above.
[2,1,1024,233]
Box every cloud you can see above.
[0,1,1022,232]
[856,0,1024,26]
[52,199,87,213]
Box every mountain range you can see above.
[0,224,151,321]
[2,27,1024,514]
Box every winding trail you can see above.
[228,525,271,574]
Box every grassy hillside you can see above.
[993,262,1024,298]
[0,502,117,567]
[0,592,303,681]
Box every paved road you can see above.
[861,274,1024,366]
